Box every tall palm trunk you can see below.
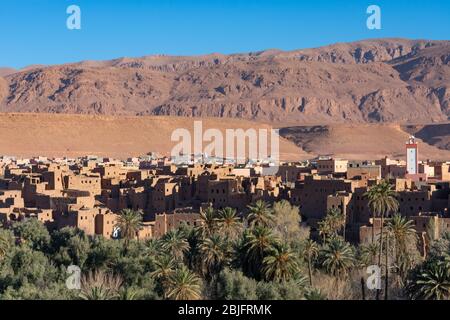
[378,215,384,266]
[335,270,340,295]
[393,239,397,266]
[342,209,347,240]
[124,238,130,253]
[421,232,428,260]
[384,233,389,300]
[360,277,366,300]
[376,214,384,300]
[393,239,400,286]
[308,256,313,287]
[371,220,375,243]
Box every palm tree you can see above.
[184,227,203,271]
[442,255,450,271]
[262,242,299,282]
[161,229,189,262]
[364,180,399,299]
[243,226,278,279]
[166,266,202,300]
[359,242,380,267]
[199,234,230,277]
[328,208,346,239]
[321,238,355,291]
[406,260,450,300]
[216,207,242,240]
[387,214,417,283]
[119,287,140,300]
[150,255,176,298]
[0,233,10,260]
[144,238,162,258]
[115,209,143,248]
[198,207,217,237]
[246,200,275,228]
[318,208,346,241]
[151,255,176,280]
[365,180,399,243]
[318,219,332,243]
[245,226,277,261]
[305,288,327,300]
[79,270,123,300]
[302,239,319,286]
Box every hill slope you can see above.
[279,124,450,160]
[0,113,305,160]
[0,114,448,160]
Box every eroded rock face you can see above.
[1,39,449,124]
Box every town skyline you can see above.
[1,135,450,300]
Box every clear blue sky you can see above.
[1,0,449,68]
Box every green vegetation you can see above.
[0,194,450,300]
[115,209,143,247]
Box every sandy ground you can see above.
[0,113,448,161]
[0,113,306,161]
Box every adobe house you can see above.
[63,174,101,196]
[94,208,119,238]
[153,212,201,238]
[317,158,349,175]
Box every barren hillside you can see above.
[0,113,305,160]
[0,113,448,161]
[279,123,450,160]
[1,39,449,124]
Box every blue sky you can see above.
[0,0,449,68]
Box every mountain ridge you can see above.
[1,38,449,124]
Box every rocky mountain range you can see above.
[1,38,449,124]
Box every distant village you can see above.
[0,137,449,251]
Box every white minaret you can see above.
[406,136,418,175]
